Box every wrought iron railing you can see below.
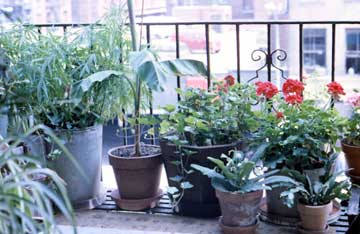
[30,20,360,144]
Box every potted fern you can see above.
[192,151,296,234]
[281,169,351,233]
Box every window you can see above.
[303,28,326,68]
[346,29,360,74]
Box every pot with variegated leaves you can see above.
[192,151,296,234]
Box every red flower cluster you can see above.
[285,94,303,105]
[282,79,304,105]
[276,111,284,119]
[224,75,235,86]
[255,81,279,99]
[215,75,236,93]
[283,79,304,96]
[327,81,346,99]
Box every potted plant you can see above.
[341,90,360,183]
[0,10,133,208]
[159,79,259,217]
[192,151,296,234]
[86,47,206,211]
[252,79,347,220]
[0,125,76,234]
[281,169,351,233]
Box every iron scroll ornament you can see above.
[248,49,288,83]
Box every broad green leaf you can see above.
[71,70,122,104]
[191,164,225,180]
[137,59,207,91]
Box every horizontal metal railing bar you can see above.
[26,20,360,28]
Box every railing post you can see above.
[267,24,272,82]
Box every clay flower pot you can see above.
[341,141,360,182]
[108,144,163,211]
[216,189,263,234]
[297,201,333,231]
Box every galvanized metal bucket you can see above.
[49,125,105,209]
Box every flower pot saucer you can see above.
[219,217,259,234]
[110,189,163,211]
[297,225,330,234]
[259,199,341,227]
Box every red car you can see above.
[171,28,221,54]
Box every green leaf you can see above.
[71,70,121,104]
[191,164,225,180]
[169,175,183,183]
[163,104,176,113]
[167,187,179,195]
[137,58,207,91]
[180,181,194,190]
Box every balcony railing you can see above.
[31,20,360,145]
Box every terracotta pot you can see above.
[108,144,163,211]
[341,141,360,177]
[297,201,333,231]
[216,189,263,232]
[219,218,259,234]
[160,140,242,218]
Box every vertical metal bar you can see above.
[63,26,67,33]
[146,25,150,48]
[146,25,155,145]
[205,24,211,89]
[267,24,272,82]
[331,24,336,82]
[299,24,303,82]
[175,24,181,101]
[236,24,241,83]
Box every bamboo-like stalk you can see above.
[127,0,142,156]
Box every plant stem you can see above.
[134,75,141,156]
[127,0,138,51]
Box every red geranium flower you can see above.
[224,75,235,86]
[327,81,346,99]
[276,112,284,119]
[282,79,304,96]
[284,94,303,105]
[255,81,279,99]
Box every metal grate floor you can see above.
[95,190,356,234]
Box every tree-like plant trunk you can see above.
[127,0,141,156]
[134,76,142,156]
[127,0,138,51]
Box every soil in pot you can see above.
[297,201,333,231]
[160,140,241,218]
[108,144,163,211]
[341,141,360,180]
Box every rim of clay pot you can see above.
[108,144,161,160]
[161,139,242,150]
[216,188,263,201]
[297,201,333,215]
[341,140,360,149]
[52,124,102,134]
